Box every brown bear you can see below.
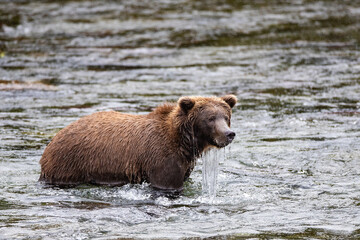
[39,95,237,191]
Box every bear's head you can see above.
[178,95,237,150]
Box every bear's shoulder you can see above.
[147,103,176,120]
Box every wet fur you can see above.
[39,95,237,191]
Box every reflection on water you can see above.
[1,0,360,239]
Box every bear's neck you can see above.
[161,105,205,162]
[173,120,205,162]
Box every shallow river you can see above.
[1,1,360,239]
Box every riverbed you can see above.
[0,0,360,239]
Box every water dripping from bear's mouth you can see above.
[202,147,228,200]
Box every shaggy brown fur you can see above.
[39,95,237,191]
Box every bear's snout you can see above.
[225,130,236,142]
[212,119,236,148]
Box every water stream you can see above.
[1,0,360,239]
[202,148,221,199]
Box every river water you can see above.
[1,0,360,239]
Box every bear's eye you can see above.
[209,116,216,122]
[224,116,229,122]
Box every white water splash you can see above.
[202,147,228,199]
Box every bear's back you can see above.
[39,111,170,186]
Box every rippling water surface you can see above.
[1,0,360,239]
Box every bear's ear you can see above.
[178,97,195,113]
[221,94,237,108]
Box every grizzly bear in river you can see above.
[39,95,237,191]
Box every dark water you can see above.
[1,0,360,239]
